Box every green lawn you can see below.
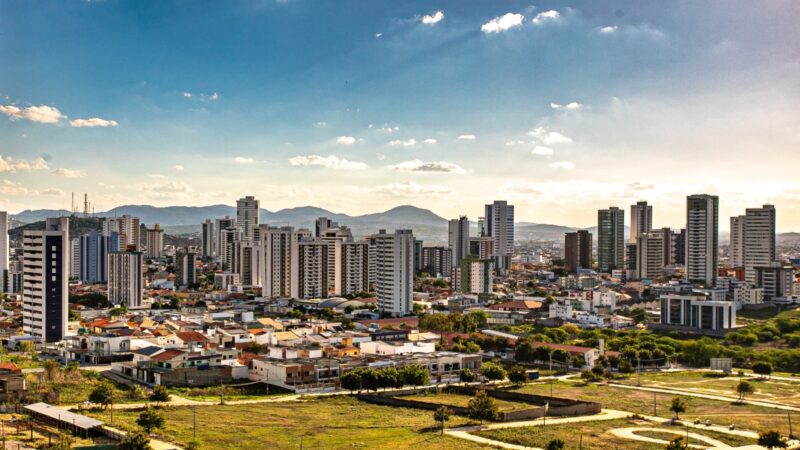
[402,392,534,412]
[514,381,793,434]
[86,396,490,449]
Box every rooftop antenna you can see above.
[83,193,89,217]
[71,192,75,217]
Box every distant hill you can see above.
[9,217,104,241]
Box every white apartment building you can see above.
[660,294,735,331]
[448,216,470,269]
[298,239,328,299]
[108,250,144,308]
[201,219,216,258]
[236,196,260,242]
[145,224,164,259]
[22,217,69,343]
[636,231,665,280]
[454,257,493,295]
[215,216,235,259]
[685,194,719,286]
[371,229,414,316]
[219,226,242,271]
[730,205,776,284]
[629,201,653,244]
[104,215,140,249]
[335,241,370,296]
[0,211,8,292]
[232,240,260,287]
[484,201,514,275]
[260,225,311,298]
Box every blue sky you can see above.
[2,0,800,230]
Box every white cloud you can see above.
[598,25,618,33]
[52,168,86,178]
[481,13,524,34]
[174,165,185,171]
[0,180,33,195]
[549,161,575,169]
[377,126,400,133]
[423,138,437,144]
[388,138,417,147]
[288,154,367,170]
[375,153,386,161]
[70,117,119,127]
[531,146,554,155]
[421,10,444,25]
[532,10,560,25]
[387,159,465,174]
[0,104,64,124]
[528,126,573,144]
[149,174,168,179]
[233,157,254,164]
[143,180,192,198]
[336,136,357,145]
[182,92,192,98]
[0,156,49,173]
[181,91,220,102]
[457,134,476,140]
[373,181,452,197]
[550,102,584,111]
[42,188,65,196]
[506,140,525,146]
[209,92,219,101]
[375,33,383,39]
[312,121,328,127]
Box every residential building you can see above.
[175,249,197,287]
[468,236,494,260]
[335,241,370,296]
[219,226,242,271]
[231,240,260,287]
[630,200,653,244]
[201,219,215,258]
[421,246,452,278]
[564,230,592,273]
[371,229,414,316]
[448,216,469,269]
[731,205,776,284]
[673,228,687,265]
[730,215,745,269]
[320,224,354,292]
[70,238,80,280]
[0,211,7,292]
[215,216,235,258]
[145,224,164,259]
[755,263,795,300]
[22,217,69,343]
[260,225,311,298]
[108,250,144,307]
[104,215,140,249]
[454,256,493,295]
[484,201,514,274]
[315,217,339,238]
[686,194,719,286]
[597,206,624,272]
[298,239,328,298]
[78,231,118,284]
[236,196,260,241]
[636,231,665,280]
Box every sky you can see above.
[1,0,800,230]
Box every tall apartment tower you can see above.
[564,230,592,273]
[448,216,470,270]
[597,207,625,272]
[731,204,776,284]
[422,246,452,278]
[78,231,118,284]
[686,194,719,286]
[336,241,370,296]
[468,236,494,260]
[0,211,8,292]
[175,249,198,288]
[108,250,143,308]
[22,217,69,343]
[629,201,653,243]
[231,240,260,287]
[145,224,164,259]
[201,219,216,259]
[298,239,328,299]
[659,227,676,267]
[219,226,242,271]
[315,217,339,238]
[236,196,260,241]
[104,215,140,249]
[636,231,666,280]
[371,229,414,316]
[259,225,311,298]
[215,216,235,258]
[454,256,493,295]
[319,224,354,292]
[484,201,514,275]
[673,228,687,265]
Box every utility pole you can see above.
[193,406,197,439]
[789,412,794,439]
[653,391,657,417]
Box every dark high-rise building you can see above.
[564,230,592,273]
[597,207,625,272]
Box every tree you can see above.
[753,362,773,380]
[89,382,114,409]
[117,430,152,450]
[433,405,452,434]
[459,369,477,383]
[545,439,565,450]
[665,437,688,450]
[399,364,430,388]
[669,397,686,419]
[508,365,527,384]
[136,408,165,434]
[757,430,788,449]
[184,440,201,450]
[467,390,499,423]
[480,362,506,382]
[735,380,756,403]
[340,369,363,391]
[150,385,171,404]
[580,369,601,383]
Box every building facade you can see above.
[484,201,514,275]
[597,207,624,272]
[108,250,144,308]
[686,194,719,286]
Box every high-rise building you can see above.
[413,239,424,275]
[335,241,370,296]
[108,250,143,308]
[259,225,311,298]
[237,196,260,241]
[145,224,164,259]
[468,236,494,260]
[454,256,493,295]
[215,216,235,258]
[660,294,736,331]
[673,228,687,265]
[484,200,514,275]
[78,231,117,284]
[219,225,241,271]
[597,207,624,272]
[629,201,653,244]
[0,211,8,293]
[564,230,592,273]
[22,217,69,343]
[231,240,260,287]
[686,194,719,286]
[315,217,339,238]
[448,216,470,269]
[320,224,354,292]
[658,228,676,267]
[371,229,414,316]
[755,263,795,300]
[70,238,80,280]
[731,205,776,284]
[636,231,665,280]
[104,215,140,249]
[175,249,197,288]
[201,219,216,259]
[298,239,328,299]
[422,246,452,278]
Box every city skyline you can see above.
[2,1,800,230]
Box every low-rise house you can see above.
[0,363,26,402]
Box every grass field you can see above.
[616,370,800,406]
[403,392,534,412]
[86,396,490,449]
[513,381,794,434]
[473,418,757,450]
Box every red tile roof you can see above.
[174,331,209,343]
[150,349,185,362]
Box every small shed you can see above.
[24,402,104,437]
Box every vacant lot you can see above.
[404,392,535,412]
[86,396,489,449]
[514,381,792,434]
